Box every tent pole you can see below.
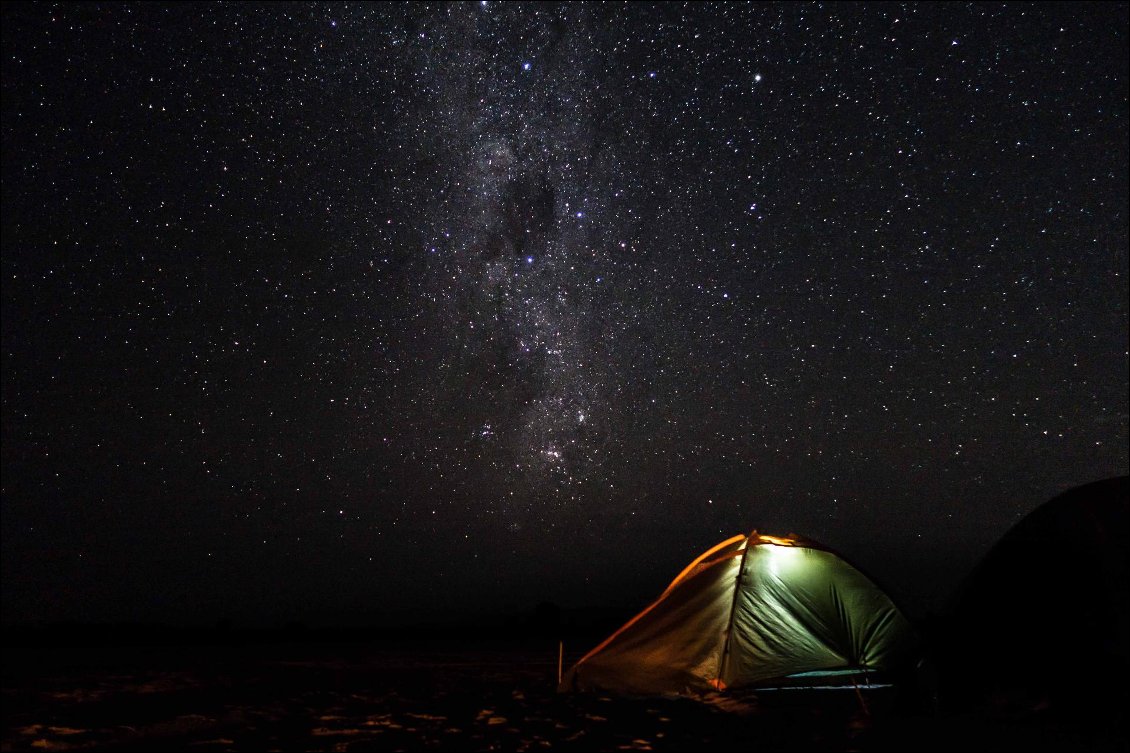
[717,532,755,688]
[557,640,563,685]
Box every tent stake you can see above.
[852,672,871,717]
[557,640,563,685]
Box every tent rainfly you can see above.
[560,532,916,696]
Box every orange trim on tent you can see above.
[660,533,748,597]
[572,534,749,669]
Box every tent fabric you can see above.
[941,476,1129,711]
[947,475,1128,662]
[560,532,915,696]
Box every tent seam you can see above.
[716,531,755,687]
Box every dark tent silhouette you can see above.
[939,476,1129,715]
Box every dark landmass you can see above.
[2,615,1125,752]
[5,479,1125,750]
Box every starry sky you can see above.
[2,2,1127,627]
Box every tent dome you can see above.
[560,531,916,696]
[942,476,1129,712]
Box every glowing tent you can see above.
[560,532,916,696]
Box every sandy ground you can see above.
[1,639,1124,752]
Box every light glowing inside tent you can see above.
[756,534,799,547]
[763,541,803,577]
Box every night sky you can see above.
[2,2,1127,628]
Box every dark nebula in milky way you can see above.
[0,1,1125,625]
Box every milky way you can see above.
[1,2,1126,624]
[420,6,620,493]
